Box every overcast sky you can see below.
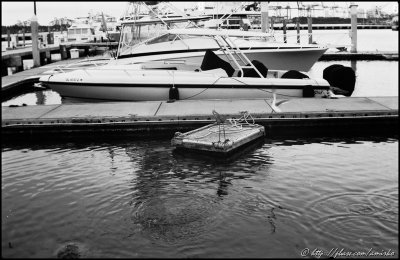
[1,1,398,26]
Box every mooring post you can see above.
[307,10,313,44]
[283,19,287,43]
[7,29,11,48]
[351,60,357,75]
[270,17,274,31]
[31,15,41,67]
[296,18,300,43]
[261,1,269,33]
[60,44,68,60]
[47,26,51,46]
[350,3,358,53]
[15,31,19,47]
[296,2,300,44]
[22,28,26,46]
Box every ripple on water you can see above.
[302,192,398,247]
[130,192,221,243]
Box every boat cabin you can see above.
[67,24,96,42]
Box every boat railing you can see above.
[117,1,201,57]
[140,2,193,48]
[214,34,264,78]
[212,2,251,30]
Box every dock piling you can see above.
[283,20,287,43]
[296,19,300,43]
[15,32,19,47]
[7,29,11,48]
[60,44,69,60]
[270,17,274,31]
[261,2,269,33]
[30,15,41,67]
[350,3,358,53]
[22,28,26,46]
[308,16,313,44]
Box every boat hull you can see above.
[116,48,327,72]
[40,67,331,102]
[43,80,330,102]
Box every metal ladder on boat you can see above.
[214,34,264,78]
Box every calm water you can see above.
[2,136,398,258]
[2,28,399,258]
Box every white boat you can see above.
[110,1,326,71]
[392,16,398,31]
[49,2,327,73]
[115,26,327,71]
[67,23,99,43]
[39,29,355,102]
[67,13,119,43]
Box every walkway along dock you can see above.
[2,97,398,140]
[1,42,118,77]
[1,55,107,101]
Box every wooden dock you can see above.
[1,55,108,101]
[2,97,398,140]
[1,42,117,77]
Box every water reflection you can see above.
[35,90,45,105]
[351,59,357,74]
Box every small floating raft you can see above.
[171,111,265,155]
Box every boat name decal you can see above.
[66,78,83,82]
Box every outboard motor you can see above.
[322,64,343,82]
[201,50,235,77]
[281,70,309,79]
[323,64,356,97]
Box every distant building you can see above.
[357,8,367,19]
[367,6,382,18]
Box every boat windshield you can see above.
[145,33,191,45]
[117,23,195,56]
[117,23,164,53]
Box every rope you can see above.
[230,77,305,98]
[180,76,223,100]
